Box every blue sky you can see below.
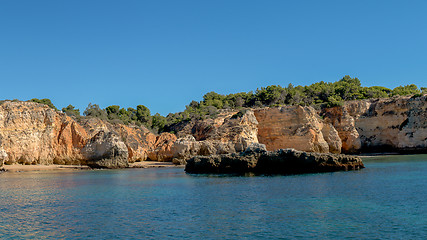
[1,0,426,115]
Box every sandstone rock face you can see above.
[171,110,259,163]
[171,135,237,165]
[147,132,177,162]
[82,130,129,168]
[185,147,364,174]
[1,96,426,168]
[323,96,427,153]
[0,101,178,168]
[78,118,156,163]
[321,123,342,154]
[0,148,7,167]
[0,101,87,165]
[172,110,258,146]
[321,101,370,153]
[254,106,338,153]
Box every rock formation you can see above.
[0,101,176,168]
[0,148,7,167]
[147,132,177,162]
[170,110,259,164]
[81,130,129,168]
[173,96,427,162]
[254,106,341,153]
[322,95,427,153]
[0,95,426,168]
[0,101,87,165]
[185,144,364,174]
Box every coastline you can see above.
[1,161,182,173]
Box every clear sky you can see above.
[1,0,426,115]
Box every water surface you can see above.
[1,155,427,239]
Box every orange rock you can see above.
[254,106,332,153]
[323,96,427,153]
[147,132,177,162]
[0,101,178,166]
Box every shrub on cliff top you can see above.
[392,84,420,96]
[62,105,80,117]
[28,98,58,111]
[83,103,108,120]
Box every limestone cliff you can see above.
[322,95,427,153]
[172,96,427,161]
[170,110,259,163]
[0,101,87,165]
[0,101,175,167]
[1,96,426,167]
[254,106,342,154]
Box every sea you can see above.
[1,154,426,239]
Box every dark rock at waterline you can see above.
[185,146,364,174]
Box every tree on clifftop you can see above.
[29,98,58,111]
[392,84,420,96]
[83,103,108,120]
[136,105,152,127]
[62,105,80,117]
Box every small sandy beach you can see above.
[130,161,183,168]
[1,161,182,172]
[2,164,90,172]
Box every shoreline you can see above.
[2,153,426,173]
[1,161,182,173]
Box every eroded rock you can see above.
[322,96,427,153]
[185,148,364,174]
[82,130,129,168]
[254,106,333,153]
[0,148,7,167]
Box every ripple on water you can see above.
[1,155,427,239]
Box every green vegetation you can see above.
[77,76,427,133]
[62,105,80,117]
[3,76,424,134]
[81,103,159,130]
[165,76,423,126]
[28,98,59,111]
[83,103,108,120]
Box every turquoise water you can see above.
[1,155,427,239]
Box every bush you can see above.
[29,98,58,111]
[83,103,107,120]
[231,109,247,119]
[62,105,80,117]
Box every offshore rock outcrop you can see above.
[185,144,364,174]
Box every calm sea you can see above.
[1,155,427,239]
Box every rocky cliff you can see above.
[170,110,259,164]
[254,106,342,153]
[322,95,427,153]
[251,95,427,154]
[1,96,426,167]
[0,101,174,167]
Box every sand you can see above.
[2,164,90,172]
[1,161,182,172]
[129,161,183,168]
